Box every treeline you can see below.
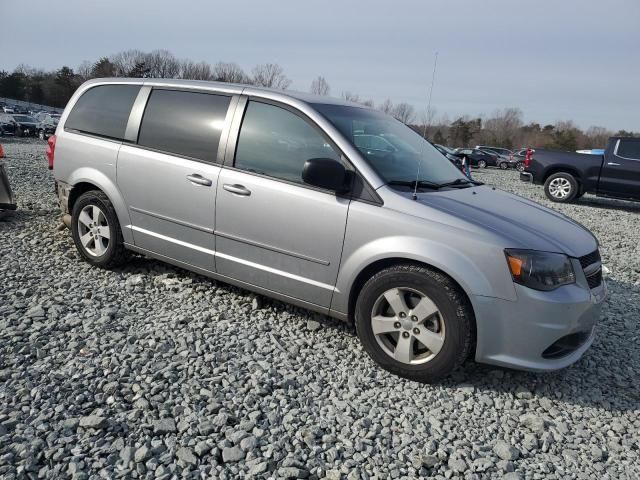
[1,49,636,150]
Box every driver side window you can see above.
[234,101,341,184]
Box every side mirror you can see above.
[302,158,349,192]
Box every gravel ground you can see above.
[1,138,638,480]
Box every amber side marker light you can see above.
[506,254,523,278]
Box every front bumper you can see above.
[472,279,606,371]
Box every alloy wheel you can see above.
[548,177,572,199]
[77,205,110,257]
[371,287,445,365]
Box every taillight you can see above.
[46,135,56,170]
[524,149,532,168]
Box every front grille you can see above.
[579,250,601,270]
[579,249,602,289]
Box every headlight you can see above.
[505,249,575,291]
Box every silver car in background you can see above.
[50,78,606,382]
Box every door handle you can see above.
[186,174,212,187]
[607,162,621,166]
[223,184,251,196]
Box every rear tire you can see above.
[544,172,578,202]
[38,129,45,140]
[354,264,473,383]
[477,160,487,169]
[71,190,128,268]
[499,162,508,170]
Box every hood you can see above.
[411,185,598,258]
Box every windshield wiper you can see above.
[387,180,445,190]
[437,178,484,188]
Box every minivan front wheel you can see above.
[355,264,473,383]
[71,191,128,268]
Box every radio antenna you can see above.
[423,51,438,139]
[414,52,438,201]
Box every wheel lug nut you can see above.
[413,328,420,334]
[394,321,401,329]
[411,315,418,322]
[399,312,406,318]
[402,331,410,338]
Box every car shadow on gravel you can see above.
[113,255,639,412]
[574,196,640,213]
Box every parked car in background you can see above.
[521,137,640,202]
[2,106,15,113]
[37,114,60,140]
[433,144,462,169]
[10,114,39,136]
[453,148,499,168]
[476,145,514,158]
[0,114,19,136]
[51,78,605,382]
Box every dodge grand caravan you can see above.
[50,79,606,382]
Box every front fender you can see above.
[67,167,133,244]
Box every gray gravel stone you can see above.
[0,141,638,480]
[494,441,520,461]
[78,416,106,429]
[222,446,245,463]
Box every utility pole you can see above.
[423,51,439,139]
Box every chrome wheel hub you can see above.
[371,287,445,365]
[549,178,571,199]
[77,205,110,257]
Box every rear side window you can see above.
[138,89,231,163]
[65,84,140,140]
[616,139,640,160]
[234,101,341,184]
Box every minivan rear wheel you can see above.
[71,190,128,268]
[355,264,473,383]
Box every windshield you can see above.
[314,104,466,185]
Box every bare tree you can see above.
[110,49,147,76]
[180,60,213,80]
[392,103,415,124]
[341,91,360,103]
[310,76,330,96]
[212,62,248,83]
[76,60,94,81]
[378,99,394,115]
[251,63,291,89]
[143,49,181,78]
[483,107,523,147]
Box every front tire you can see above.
[544,172,578,202]
[355,264,473,383]
[71,190,128,268]
[516,162,525,172]
[499,162,508,170]
[38,129,45,140]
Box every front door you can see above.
[117,88,233,268]
[215,100,350,307]
[598,138,640,200]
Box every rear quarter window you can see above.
[137,89,231,163]
[65,84,141,140]
[616,139,640,160]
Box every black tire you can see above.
[477,160,487,169]
[354,264,474,383]
[71,190,128,268]
[38,129,45,140]
[516,162,525,172]
[499,162,508,170]
[544,172,578,203]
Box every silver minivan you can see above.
[50,79,606,382]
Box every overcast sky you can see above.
[1,0,638,131]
